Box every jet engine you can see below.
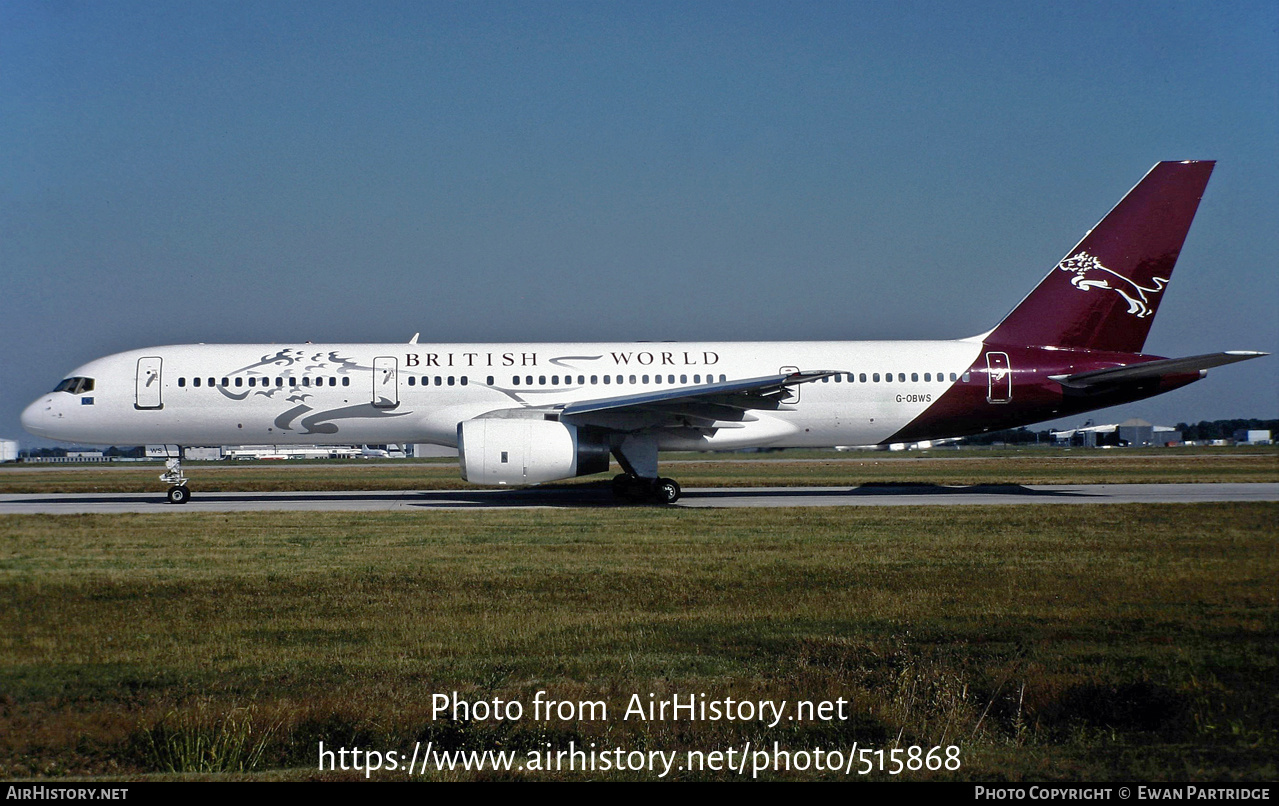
[457,419,610,485]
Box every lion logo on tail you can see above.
[1057,251,1167,318]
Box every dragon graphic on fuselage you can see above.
[206,348,411,435]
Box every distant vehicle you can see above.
[22,162,1266,503]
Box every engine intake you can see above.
[457,419,610,485]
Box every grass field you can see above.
[1,447,1275,494]
[1,503,1275,780]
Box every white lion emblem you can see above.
[1057,252,1167,318]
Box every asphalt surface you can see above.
[1,483,1276,513]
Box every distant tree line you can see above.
[959,427,1053,446]
[1173,419,1278,441]
[20,446,146,458]
[957,418,1278,446]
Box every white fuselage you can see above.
[22,340,983,449]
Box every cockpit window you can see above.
[53,377,95,395]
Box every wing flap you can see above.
[1050,351,1267,389]
[558,371,837,420]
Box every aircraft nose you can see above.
[20,396,58,438]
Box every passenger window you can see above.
[642,375,649,384]
[513,376,520,385]
[604,375,611,384]
[680,375,687,384]
[288,377,295,387]
[873,373,880,382]
[235,377,243,387]
[487,376,494,385]
[911,373,918,382]
[221,378,229,387]
[952,373,960,382]
[591,375,598,384]
[408,377,416,386]
[899,373,906,382]
[460,377,468,386]
[693,375,701,383]
[859,373,866,383]
[539,376,546,385]
[525,376,533,386]
[924,373,931,382]
[276,377,284,387]
[630,375,637,384]
[884,373,891,383]
[193,377,201,387]
[178,377,186,387]
[447,376,454,386]
[961,372,970,383]
[833,374,841,383]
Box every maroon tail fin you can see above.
[986,161,1214,353]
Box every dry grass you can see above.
[1,504,1275,779]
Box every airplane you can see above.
[21,161,1267,504]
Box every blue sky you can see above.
[2,0,1275,444]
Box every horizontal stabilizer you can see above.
[1049,351,1267,389]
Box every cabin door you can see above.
[135,357,163,409]
[779,366,800,403]
[373,356,399,408]
[985,352,1011,404]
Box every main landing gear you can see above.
[161,456,191,504]
[609,434,680,504]
[612,474,681,504]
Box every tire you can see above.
[612,474,633,497]
[654,478,681,504]
[167,485,190,504]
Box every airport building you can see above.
[1052,419,1182,448]
[1233,429,1272,445]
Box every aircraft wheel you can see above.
[612,474,651,503]
[653,478,681,504]
[612,474,634,497]
[167,485,191,504]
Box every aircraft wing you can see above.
[473,371,839,430]
[557,370,840,429]
[1049,351,1267,390]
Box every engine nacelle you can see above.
[457,419,610,485]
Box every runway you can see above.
[1,483,1276,513]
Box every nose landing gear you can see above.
[160,456,191,504]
